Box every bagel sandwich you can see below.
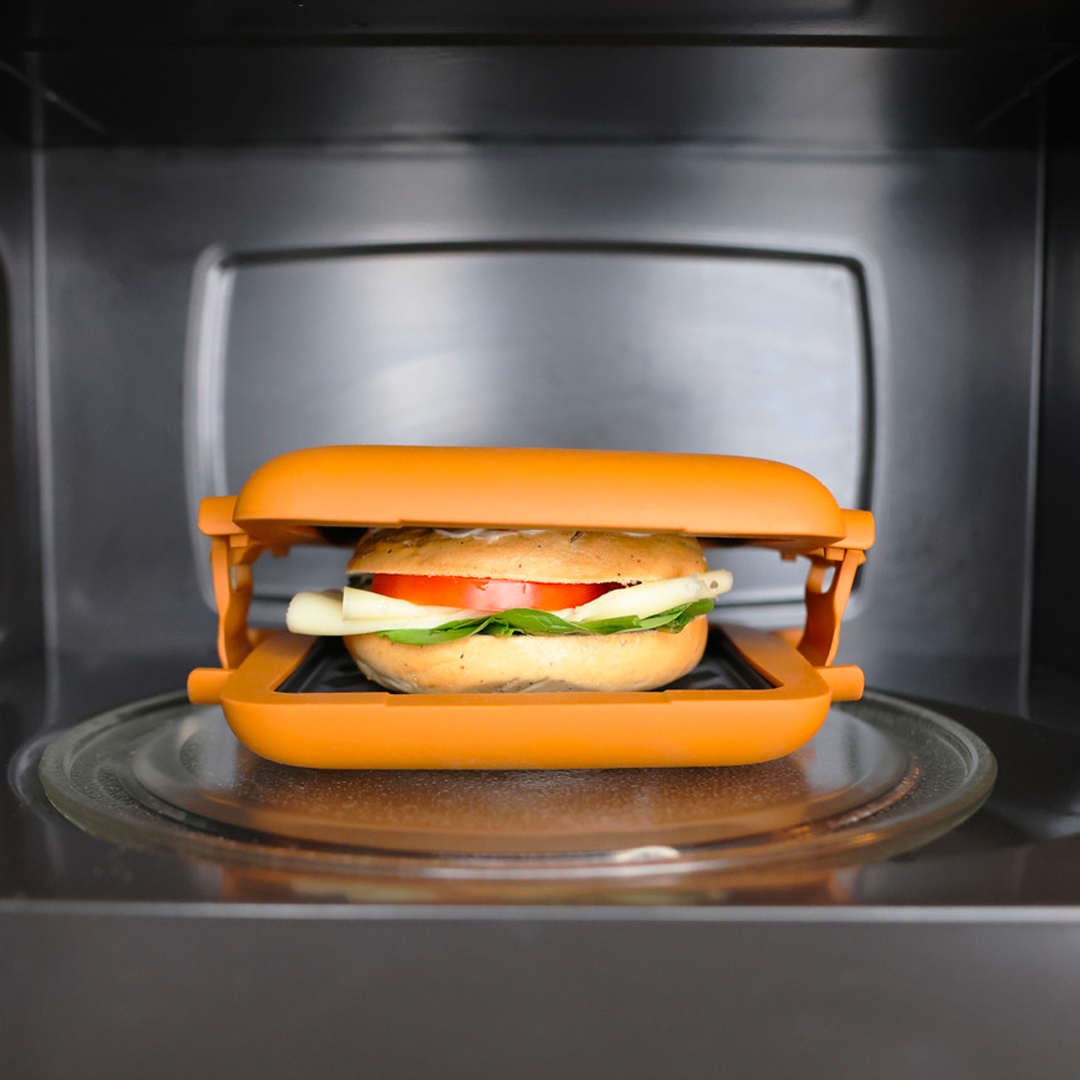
[286,527,732,693]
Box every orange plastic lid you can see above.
[217,446,872,554]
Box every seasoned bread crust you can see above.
[345,616,708,693]
[348,528,706,584]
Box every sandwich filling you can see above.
[287,569,732,644]
[285,527,732,646]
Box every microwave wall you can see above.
[0,14,1078,722]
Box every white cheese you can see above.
[286,590,479,637]
[340,585,464,622]
[555,570,733,622]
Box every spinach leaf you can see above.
[493,608,583,635]
[376,598,715,645]
[577,598,715,635]
[377,622,481,645]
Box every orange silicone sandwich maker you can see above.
[188,445,873,769]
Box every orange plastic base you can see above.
[190,623,860,770]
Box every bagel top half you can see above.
[348,527,707,583]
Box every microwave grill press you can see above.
[188,446,874,769]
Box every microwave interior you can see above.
[3,3,1080,1078]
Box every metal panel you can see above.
[1032,60,1080,715]
[8,1,1078,44]
[0,136,40,664]
[5,909,1080,1080]
[33,44,1051,150]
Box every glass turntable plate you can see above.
[39,691,995,883]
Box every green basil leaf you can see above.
[494,608,585,635]
[575,614,648,634]
[377,617,493,644]
[577,599,713,634]
[661,598,716,632]
[376,598,714,644]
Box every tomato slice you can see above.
[370,574,618,612]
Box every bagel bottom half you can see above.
[345,617,708,694]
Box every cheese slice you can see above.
[287,590,480,637]
[555,570,733,622]
[340,585,464,622]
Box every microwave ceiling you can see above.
[3,0,1080,44]
[1,0,1078,147]
[0,43,1071,149]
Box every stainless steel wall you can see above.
[0,134,40,666]
[1032,59,1080,724]
[38,142,1039,711]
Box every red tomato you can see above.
[370,574,618,612]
